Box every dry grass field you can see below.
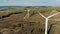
[0,6,60,34]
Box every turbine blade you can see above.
[47,12,59,18]
[38,11,46,18]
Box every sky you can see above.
[0,0,60,6]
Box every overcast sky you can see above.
[0,0,60,6]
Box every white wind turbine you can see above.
[38,10,59,34]
[24,9,30,19]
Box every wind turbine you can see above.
[24,9,30,19]
[38,10,59,34]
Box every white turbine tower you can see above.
[38,10,59,34]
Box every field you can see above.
[0,6,60,34]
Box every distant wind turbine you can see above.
[24,9,30,19]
